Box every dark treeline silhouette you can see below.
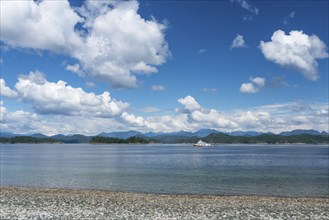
[91,136,149,144]
[0,136,59,144]
[1,133,328,144]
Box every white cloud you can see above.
[190,109,237,129]
[178,95,202,111]
[240,77,265,93]
[230,0,259,15]
[284,11,295,25]
[0,101,39,134]
[1,95,328,135]
[259,30,328,81]
[231,34,247,49]
[0,101,122,135]
[0,79,18,98]
[0,0,170,89]
[147,96,329,133]
[0,0,83,53]
[120,96,234,132]
[251,102,329,133]
[144,114,193,132]
[250,76,265,87]
[240,83,258,93]
[14,71,129,117]
[121,112,145,127]
[176,96,237,130]
[151,85,166,91]
[233,111,271,130]
[76,1,169,88]
[66,63,83,76]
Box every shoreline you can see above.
[1,185,328,199]
[1,186,328,219]
[2,142,329,145]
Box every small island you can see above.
[90,136,149,144]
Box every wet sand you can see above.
[1,186,328,219]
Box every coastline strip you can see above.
[1,186,328,219]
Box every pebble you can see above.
[0,186,328,219]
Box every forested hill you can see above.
[91,136,149,144]
[0,136,59,144]
[202,133,329,144]
[146,133,328,144]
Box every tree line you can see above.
[0,136,59,144]
[1,134,328,144]
[203,133,329,144]
[91,136,149,144]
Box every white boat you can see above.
[193,140,211,147]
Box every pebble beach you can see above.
[1,186,328,219]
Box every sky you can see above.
[0,0,328,135]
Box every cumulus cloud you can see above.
[154,96,328,133]
[178,96,202,111]
[233,111,271,130]
[121,112,145,127]
[0,101,123,135]
[240,83,258,93]
[251,102,329,133]
[0,102,39,134]
[14,71,129,117]
[250,77,265,87]
[1,95,328,134]
[0,79,18,98]
[259,30,328,81]
[0,0,82,53]
[142,114,192,132]
[151,85,166,91]
[0,0,170,89]
[190,109,237,129]
[230,0,259,15]
[240,77,265,93]
[75,0,169,88]
[231,34,247,49]
[176,96,237,130]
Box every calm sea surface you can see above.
[1,144,328,197]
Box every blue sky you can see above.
[0,0,328,135]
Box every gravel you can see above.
[1,186,328,219]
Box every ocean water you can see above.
[1,144,328,197]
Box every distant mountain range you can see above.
[98,129,327,138]
[96,129,266,138]
[1,129,328,143]
[278,129,328,136]
[97,129,220,139]
[98,131,143,139]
